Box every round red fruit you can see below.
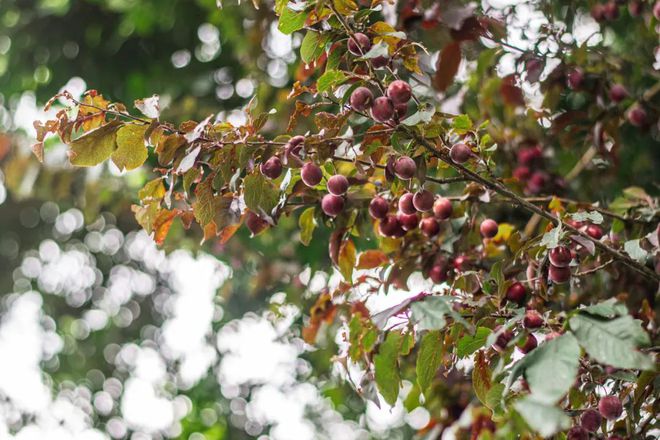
[398,192,416,215]
[394,103,408,119]
[598,396,623,420]
[413,190,434,212]
[301,162,323,187]
[420,217,440,237]
[371,96,395,122]
[567,68,584,90]
[518,334,537,354]
[321,194,344,217]
[580,409,602,432]
[548,264,571,284]
[549,246,572,267]
[260,156,283,179]
[586,224,603,240]
[347,33,371,56]
[523,310,544,329]
[567,426,589,440]
[397,212,419,231]
[603,1,619,20]
[369,196,389,219]
[506,282,526,304]
[609,84,628,103]
[449,142,471,164]
[394,156,417,180]
[327,175,349,195]
[433,197,453,220]
[480,219,499,238]
[379,215,403,237]
[628,105,648,127]
[386,80,412,104]
[429,264,448,283]
[371,55,389,69]
[349,87,374,112]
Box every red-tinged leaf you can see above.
[218,223,241,244]
[450,16,485,41]
[32,142,44,163]
[329,229,344,266]
[153,209,179,245]
[202,222,217,243]
[500,75,525,107]
[357,250,389,269]
[434,42,461,92]
[303,292,337,344]
[472,351,492,406]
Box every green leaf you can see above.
[472,351,492,407]
[569,314,654,370]
[452,114,472,132]
[193,178,218,227]
[457,327,492,358]
[374,331,402,405]
[401,105,435,126]
[243,173,279,216]
[485,383,505,412]
[570,210,604,224]
[277,7,307,35]
[623,239,649,263]
[581,298,628,318]
[507,333,580,404]
[111,124,148,171]
[298,207,316,246]
[317,70,346,93]
[410,296,470,331]
[300,31,326,64]
[68,121,123,167]
[416,331,443,396]
[514,397,571,437]
[357,42,389,60]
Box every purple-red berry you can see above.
[480,219,499,238]
[518,334,538,354]
[397,212,419,231]
[398,192,416,215]
[246,211,268,236]
[627,105,648,127]
[386,80,412,104]
[429,264,448,283]
[394,156,417,180]
[413,189,434,212]
[327,175,349,195]
[321,194,344,217]
[598,396,623,420]
[420,217,440,237]
[350,87,374,112]
[379,215,403,237]
[567,68,584,90]
[433,197,453,220]
[567,426,589,440]
[506,282,527,304]
[347,33,371,56]
[609,84,628,103]
[260,156,283,179]
[371,96,395,122]
[369,196,389,219]
[301,162,323,187]
[586,224,604,240]
[450,142,472,164]
[580,409,602,432]
[523,310,544,329]
[549,264,571,284]
[549,246,572,267]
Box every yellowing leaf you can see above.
[332,0,358,16]
[156,133,186,166]
[112,124,148,171]
[357,249,389,269]
[299,207,316,246]
[68,121,122,167]
[338,239,356,282]
[79,94,110,131]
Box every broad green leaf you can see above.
[570,210,604,224]
[69,121,122,167]
[193,178,218,226]
[507,333,580,404]
[374,331,402,406]
[317,70,346,93]
[278,7,307,35]
[111,124,148,171]
[623,239,649,263]
[401,105,435,126]
[456,327,492,358]
[485,383,505,412]
[410,296,470,331]
[338,239,356,282]
[569,314,654,370]
[581,299,628,318]
[298,207,316,246]
[416,331,443,396]
[300,31,326,64]
[357,42,389,60]
[243,173,279,215]
[514,397,571,437]
[452,114,472,132]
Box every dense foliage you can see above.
[9,0,660,438]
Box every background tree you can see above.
[1,0,659,439]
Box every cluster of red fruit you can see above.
[592,0,660,21]
[491,309,545,355]
[512,143,557,195]
[349,79,412,123]
[567,395,624,440]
